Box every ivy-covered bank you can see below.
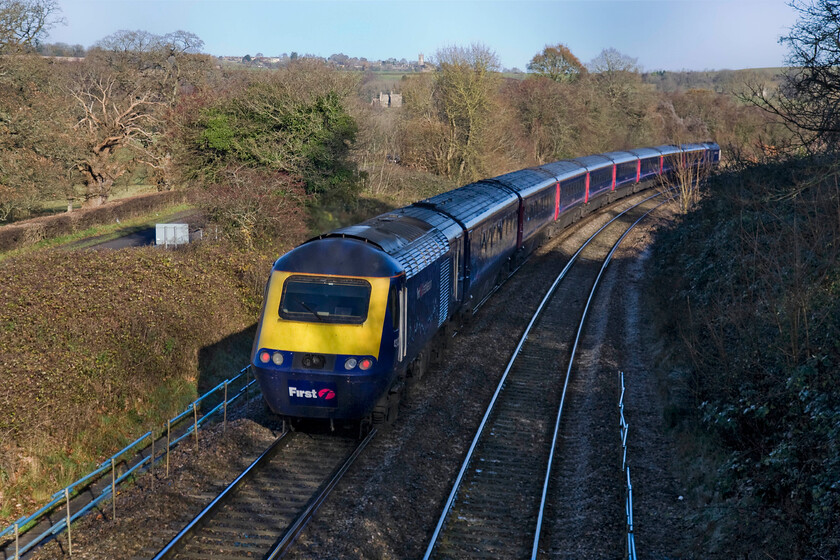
[648,158,840,558]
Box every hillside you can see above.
[0,241,284,519]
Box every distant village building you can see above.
[375,91,403,108]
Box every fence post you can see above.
[14,522,19,560]
[193,403,199,445]
[111,458,116,521]
[64,488,72,556]
[150,431,155,491]
[166,419,171,478]
[223,380,228,434]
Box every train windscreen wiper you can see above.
[297,299,325,322]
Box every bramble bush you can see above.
[198,167,309,247]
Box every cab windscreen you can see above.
[279,276,372,324]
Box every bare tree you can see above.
[0,0,62,53]
[589,47,640,74]
[659,151,711,214]
[433,43,500,180]
[507,77,581,164]
[67,30,211,204]
[589,48,641,106]
[0,54,78,219]
[91,29,207,100]
[69,71,162,206]
[742,0,840,151]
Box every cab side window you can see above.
[388,285,399,330]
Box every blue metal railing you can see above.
[619,371,637,560]
[1,365,258,557]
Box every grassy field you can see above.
[32,184,160,218]
[0,203,195,263]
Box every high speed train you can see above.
[251,143,720,425]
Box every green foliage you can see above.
[199,111,236,153]
[649,157,840,556]
[187,65,361,204]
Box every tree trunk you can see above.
[79,159,114,208]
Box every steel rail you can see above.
[423,191,662,559]
[530,201,663,559]
[265,427,377,559]
[152,427,376,560]
[152,429,292,559]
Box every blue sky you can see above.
[47,0,799,71]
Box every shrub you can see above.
[183,62,362,206]
[197,167,309,247]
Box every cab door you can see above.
[389,278,407,365]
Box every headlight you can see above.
[271,352,284,366]
[344,357,358,370]
[302,354,326,369]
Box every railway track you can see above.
[423,193,663,560]
[150,427,375,560]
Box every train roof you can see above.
[323,213,435,255]
[313,211,453,279]
[276,237,402,277]
[390,228,450,279]
[627,147,662,159]
[600,151,639,165]
[414,181,518,231]
[681,143,709,152]
[395,205,463,243]
[490,167,557,198]
[703,141,721,151]
[539,160,586,181]
[573,154,614,171]
[651,144,682,156]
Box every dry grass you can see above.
[0,239,295,523]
